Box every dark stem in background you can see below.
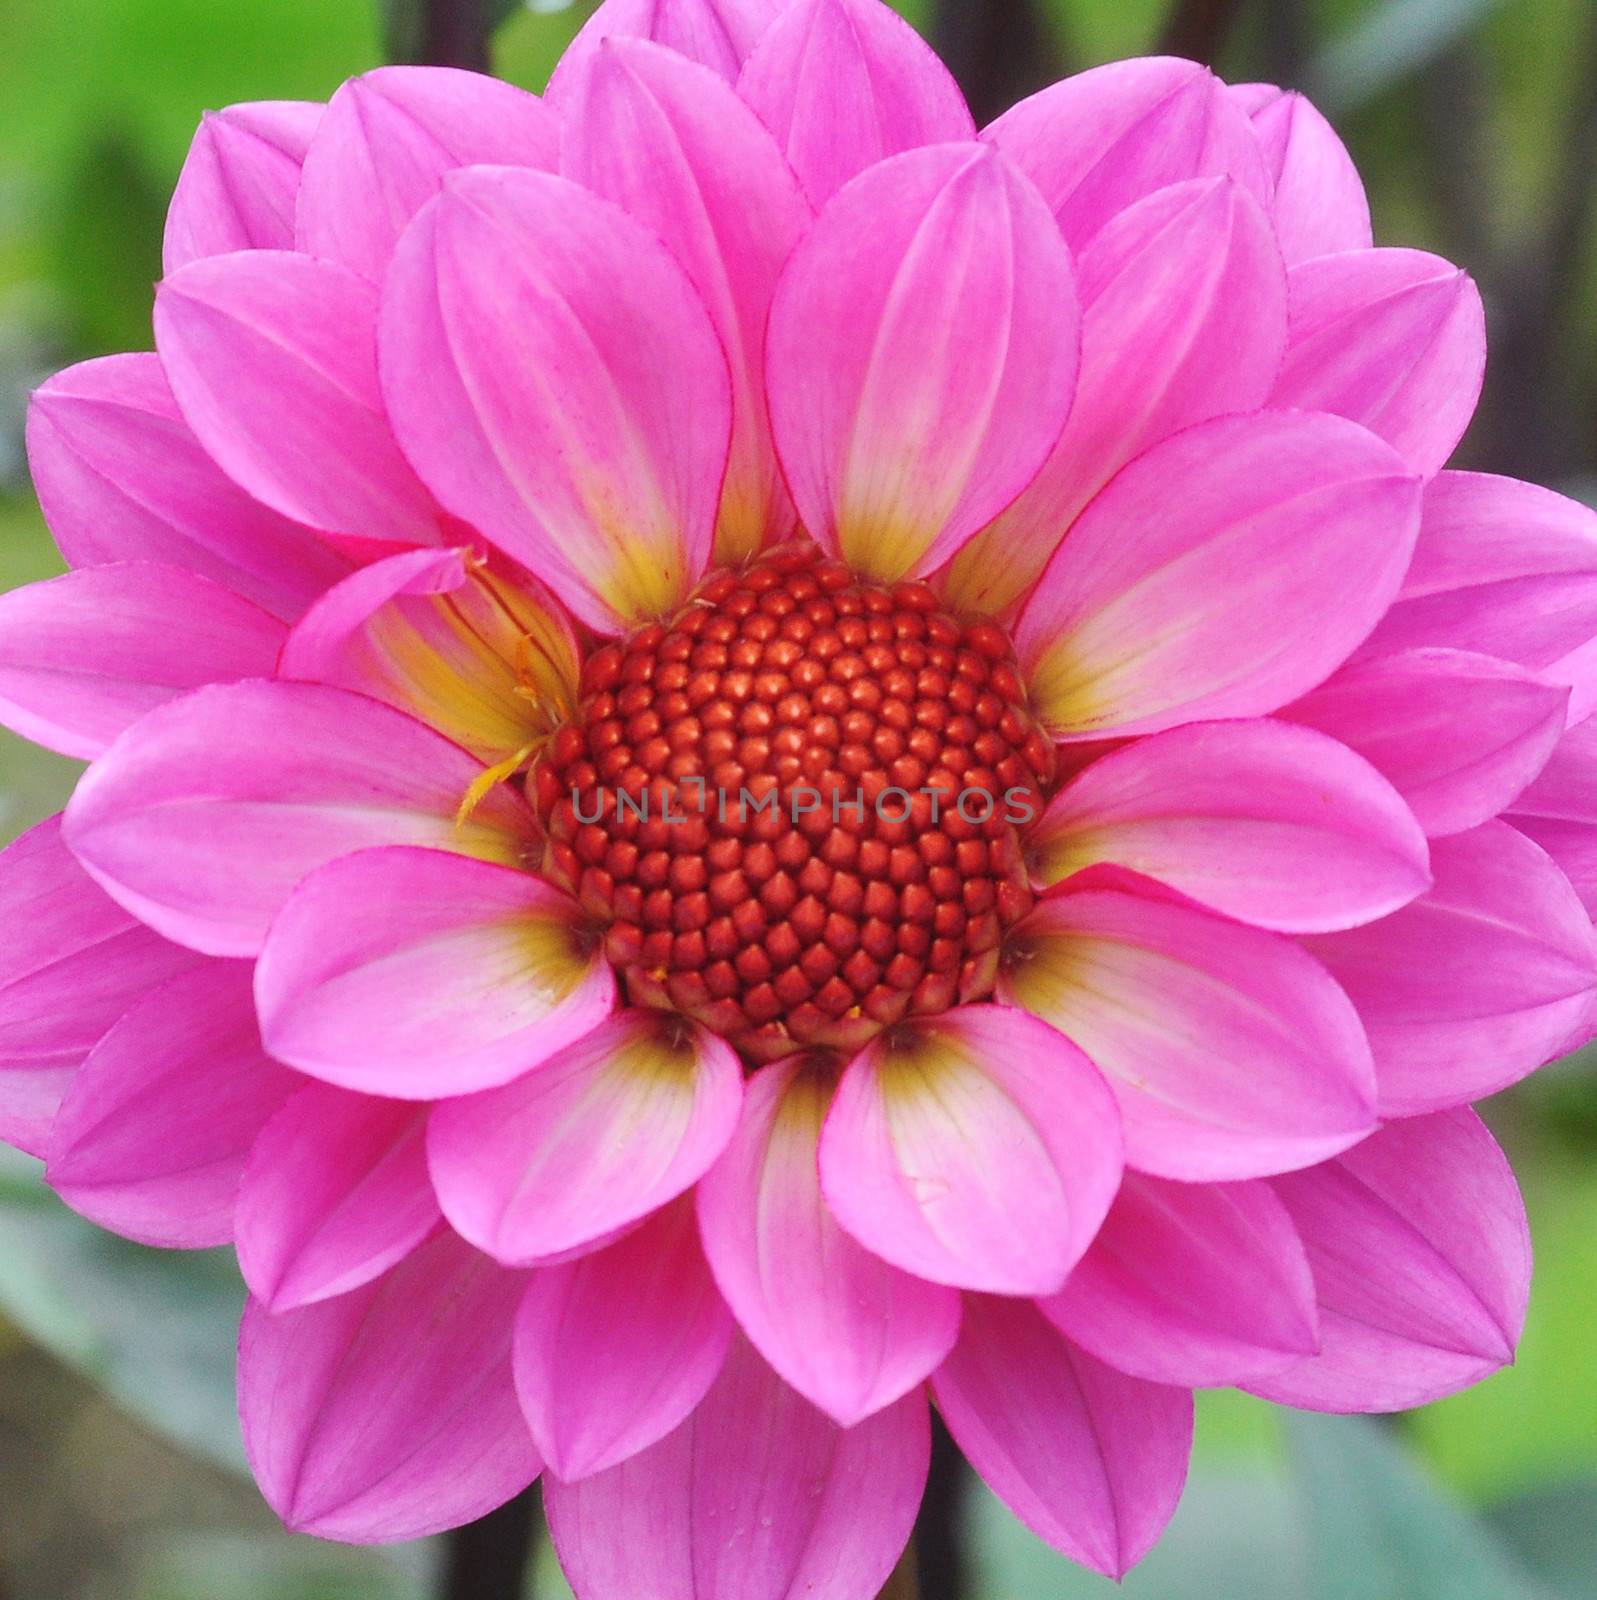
[440,1486,538,1600]
[1157,0,1246,67]
[932,0,1062,126]
[406,0,491,70]
[912,1416,974,1600]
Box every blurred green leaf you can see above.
[134,1532,429,1600]
[1312,0,1508,114]
[1484,1483,1597,1597]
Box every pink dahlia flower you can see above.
[4,0,1596,1588]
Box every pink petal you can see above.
[1002,888,1377,1181]
[564,38,811,562]
[1273,249,1485,477]
[1040,1171,1318,1387]
[164,100,321,271]
[1303,821,1597,1116]
[932,1294,1192,1579]
[1028,718,1430,933]
[548,0,781,101]
[0,816,202,1157]
[515,1195,733,1481]
[1284,647,1570,837]
[945,174,1287,617]
[696,1057,959,1426]
[1508,715,1597,912]
[63,680,536,957]
[767,144,1077,584]
[0,564,286,759]
[296,66,559,282]
[1249,1109,1528,1412]
[380,166,730,633]
[818,1005,1122,1295]
[737,0,974,205]
[1368,470,1597,720]
[25,354,348,622]
[428,1010,743,1264]
[154,250,441,545]
[240,1229,537,1542]
[256,845,614,1098]
[235,1082,440,1310]
[1235,85,1371,264]
[1016,410,1420,739]
[545,1333,928,1600]
[986,56,1268,251]
[46,962,298,1247]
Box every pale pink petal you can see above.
[0,816,202,1157]
[697,1057,959,1426]
[255,845,614,1098]
[1273,249,1485,477]
[1367,470,1597,720]
[1284,647,1569,836]
[380,166,730,633]
[1027,718,1430,932]
[154,250,441,545]
[1235,84,1371,264]
[164,100,321,271]
[1002,888,1377,1181]
[1249,1109,1528,1411]
[515,1196,733,1481]
[1508,715,1597,912]
[985,56,1269,251]
[428,1010,742,1264]
[0,564,286,759]
[63,680,536,958]
[545,1333,927,1600]
[25,354,348,622]
[817,1005,1122,1295]
[46,963,298,1247]
[945,174,1287,617]
[297,66,558,282]
[240,1229,537,1541]
[767,144,1077,584]
[1015,411,1420,739]
[737,0,973,205]
[1303,821,1597,1115]
[564,39,811,562]
[548,0,781,101]
[932,1295,1192,1579]
[1041,1171,1318,1386]
[235,1083,439,1310]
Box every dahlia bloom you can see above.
[4,0,1597,1589]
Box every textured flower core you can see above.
[533,544,1056,1060]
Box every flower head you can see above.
[3,0,1596,1589]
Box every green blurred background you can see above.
[2,1,1596,1596]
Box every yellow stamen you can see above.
[456,741,538,828]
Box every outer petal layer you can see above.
[549,0,781,100]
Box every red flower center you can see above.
[533,544,1057,1062]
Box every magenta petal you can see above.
[767,144,1078,583]
[380,166,731,633]
[428,1011,743,1264]
[0,564,285,759]
[564,38,811,562]
[1273,248,1485,477]
[697,1058,960,1425]
[1041,1171,1318,1387]
[548,0,781,101]
[545,1333,928,1600]
[515,1196,733,1481]
[155,250,440,545]
[0,816,202,1157]
[1304,821,1597,1116]
[164,100,321,271]
[46,963,298,1247]
[1249,1109,1529,1412]
[932,1295,1192,1579]
[1285,647,1570,837]
[24,354,348,622]
[63,680,536,958]
[986,56,1268,251]
[240,1229,537,1542]
[818,1006,1123,1295]
[235,1083,439,1310]
[1509,715,1597,913]
[297,66,558,282]
[737,0,974,205]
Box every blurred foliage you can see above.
[1,0,1596,1597]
